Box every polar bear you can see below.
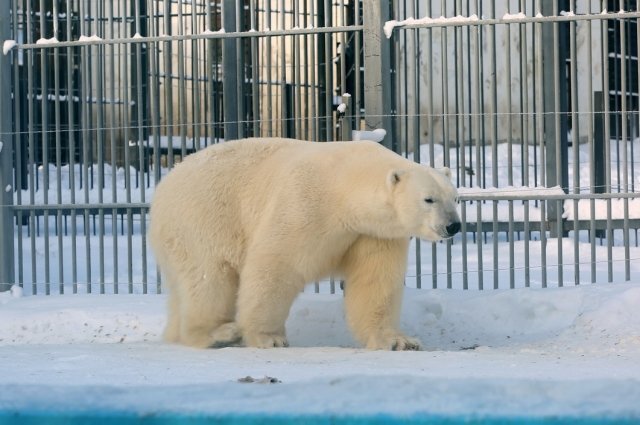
[149,137,460,350]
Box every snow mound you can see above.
[2,284,640,354]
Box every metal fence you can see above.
[1,0,640,295]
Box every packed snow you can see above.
[1,283,640,420]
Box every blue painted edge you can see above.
[1,411,639,425]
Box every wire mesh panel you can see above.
[388,0,640,290]
[3,0,640,295]
[4,0,361,295]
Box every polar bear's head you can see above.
[388,166,461,241]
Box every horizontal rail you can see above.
[8,191,640,211]
[5,25,364,52]
[458,190,640,202]
[465,219,640,234]
[12,203,150,212]
[385,10,640,37]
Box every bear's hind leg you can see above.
[178,263,241,348]
[341,236,421,351]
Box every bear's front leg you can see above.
[236,260,303,348]
[341,236,422,351]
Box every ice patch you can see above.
[502,12,527,20]
[36,37,59,44]
[384,15,479,38]
[78,35,103,42]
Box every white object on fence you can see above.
[352,129,386,143]
[2,40,15,55]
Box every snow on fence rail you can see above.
[2,0,640,294]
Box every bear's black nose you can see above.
[446,222,461,236]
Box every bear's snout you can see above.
[445,222,461,237]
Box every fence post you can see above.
[541,0,569,237]
[0,0,15,292]
[339,93,353,141]
[363,0,395,152]
[222,0,240,141]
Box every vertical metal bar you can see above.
[363,0,393,150]
[506,2,515,290]
[588,1,597,284]
[191,0,203,149]
[301,2,311,140]
[294,1,302,139]
[39,0,51,295]
[488,1,498,290]
[163,0,174,169]
[553,0,564,287]
[12,0,24,292]
[122,30,133,293]
[178,4,188,158]
[280,0,287,138]
[108,0,119,293]
[236,1,245,140]
[222,0,239,141]
[308,1,317,140]
[265,2,273,137]
[354,0,361,129]
[601,2,613,282]
[0,0,14,292]
[399,0,407,154]
[569,0,579,286]
[52,1,64,294]
[522,0,530,288]
[619,9,631,281]
[250,0,260,137]
[26,0,37,294]
[206,1,216,144]
[456,0,467,291]
[536,0,547,288]
[473,0,483,290]
[440,1,451,290]
[96,0,106,295]
[542,0,567,251]
[324,0,332,142]
[412,0,421,289]
[79,0,92,294]
[133,0,148,293]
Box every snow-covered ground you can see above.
[4,139,640,421]
[2,282,640,421]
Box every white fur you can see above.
[149,138,460,350]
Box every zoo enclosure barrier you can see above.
[1,0,640,295]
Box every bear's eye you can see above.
[424,198,435,204]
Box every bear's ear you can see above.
[387,169,404,189]
[439,167,452,178]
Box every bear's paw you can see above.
[209,322,243,348]
[243,332,290,348]
[366,333,422,351]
